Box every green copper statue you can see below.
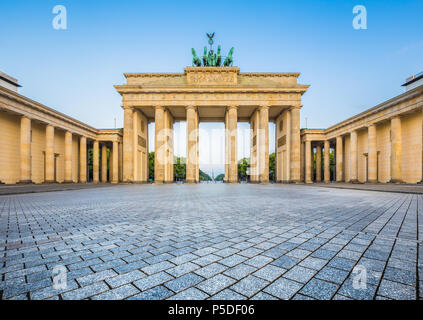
[223,47,234,67]
[191,48,202,67]
[191,33,234,67]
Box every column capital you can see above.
[185,105,197,111]
[154,105,165,110]
[226,105,239,110]
[123,105,134,111]
[289,104,302,110]
[258,104,270,111]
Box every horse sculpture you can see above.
[191,48,202,67]
[191,34,234,67]
[223,47,234,67]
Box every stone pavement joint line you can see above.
[0,184,422,300]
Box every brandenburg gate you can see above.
[115,67,309,184]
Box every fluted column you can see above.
[226,106,238,183]
[19,116,32,183]
[390,117,402,183]
[350,130,358,183]
[316,144,322,182]
[324,140,330,183]
[258,105,269,184]
[45,125,55,183]
[186,106,199,183]
[64,131,73,183]
[336,136,343,182]
[101,144,108,183]
[305,141,312,183]
[290,107,301,183]
[368,124,377,183]
[93,141,99,184]
[154,106,165,183]
[123,107,134,182]
[79,137,87,183]
[112,141,119,183]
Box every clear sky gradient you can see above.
[1,0,422,175]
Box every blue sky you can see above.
[1,0,422,175]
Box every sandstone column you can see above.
[315,144,322,182]
[290,107,301,183]
[79,137,87,183]
[305,140,312,183]
[123,107,134,182]
[112,141,119,184]
[368,124,377,183]
[336,136,343,182]
[225,111,229,183]
[350,130,358,183]
[109,147,113,182]
[154,106,165,183]
[93,141,99,183]
[19,116,32,183]
[300,142,305,182]
[45,125,55,183]
[186,106,199,183]
[227,106,238,183]
[324,140,330,183]
[258,105,269,184]
[390,117,402,183]
[64,131,73,183]
[101,144,108,183]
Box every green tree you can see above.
[174,157,186,181]
[269,153,275,181]
[215,173,225,181]
[148,152,155,182]
[238,158,250,182]
[199,170,212,181]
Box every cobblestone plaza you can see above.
[0,184,422,300]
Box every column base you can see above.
[323,180,331,184]
[390,179,403,184]
[79,180,87,184]
[287,180,303,184]
[349,179,359,184]
[367,179,378,184]
[64,180,74,184]
[305,180,313,184]
[315,179,322,183]
[18,180,33,184]
[44,180,57,184]
[185,180,198,184]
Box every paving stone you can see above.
[128,285,173,300]
[133,272,174,291]
[300,278,338,299]
[244,255,273,268]
[106,270,145,288]
[167,262,200,277]
[337,277,377,300]
[194,263,227,278]
[284,266,316,283]
[250,292,278,300]
[377,279,416,300]
[230,275,269,298]
[62,281,109,300]
[164,273,204,292]
[271,255,299,269]
[77,269,117,286]
[253,265,286,282]
[196,274,237,295]
[223,264,256,280]
[167,287,209,300]
[315,266,349,284]
[91,284,139,300]
[141,261,175,275]
[263,277,302,300]
[209,289,247,300]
